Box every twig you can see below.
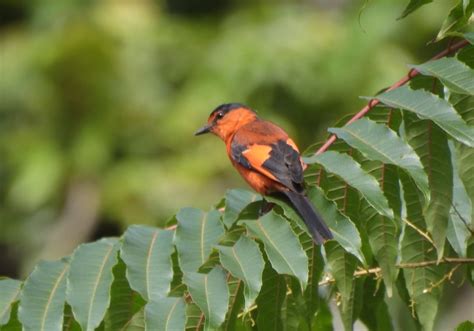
[403,218,435,247]
[451,202,474,235]
[422,264,461,294]
[400,257,474,268]
[315,39,470,155]
[318,257,474,286]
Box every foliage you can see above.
[0,0,456,271]
[1,1,473,331]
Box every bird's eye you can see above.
[216,112,224,119]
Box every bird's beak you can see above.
[194,124,212,136]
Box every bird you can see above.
[195,103,333,244]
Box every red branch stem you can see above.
[315,39,470,155]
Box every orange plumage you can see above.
[195,103,333,244]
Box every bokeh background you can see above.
[1,2,470,326]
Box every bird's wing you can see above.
[231,138,305,192]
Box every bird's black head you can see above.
[194,103,257,140]
[208,103,246,122]
[194,103,255,136]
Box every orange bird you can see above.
[195,103,333,244]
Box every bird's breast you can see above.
[234,165,271,195]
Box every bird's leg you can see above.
[259,199,275,216]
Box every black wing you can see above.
[231,139,304,192]
[262,140,304,192]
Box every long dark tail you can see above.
[283,191,333,244]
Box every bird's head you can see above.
[195,103,257,141]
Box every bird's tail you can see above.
[283,191,333,245]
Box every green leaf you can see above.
[66,238,120,331]
[437,0,474,41]
[282,277,310,330]
[366,105,403,131]
[217,235,264,311]
[304,139,359,224]
[358,162,400,297]
[456,320,474,331]
[63,304,81,331]
[169,250,186,297]
[304,151,393,218]
[176,208,225,273]
[381,86,474,147]
[358,280,393,331]
[398,0,432,19]
[268,185,365,266]
[221,276,246,331]
[452,95,474,227]
[0,303,21,331]
[413,57,474,95]
[400,173,445,331]
[319,168,362,225]
[224,189,262,228]
[242,211,308,290]
[466,32,474,44]
[121,225,174,301]
[458,44,474,68]
[145,297,186,331]
[404,113,453,259]
[307,187,366,264]
[121,309,145,331]
[294,225,324,325]
[306,256,323,327]
[0,279,21,326]
[18,259,69,331]
[197,250,220,274]
[447,141,472,257]
[185,303,204,331]
[265,195,311,236]
[183,267,229,330]
[104,259,145,331]
[468,244,474,286]
[218,226,247,248]
[255,264,286,331]
[311,299,333,331]
[328,118,429,201]
[463,0,471,12]
[324,241,359,331]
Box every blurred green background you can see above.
[0,0,456,279]
[4,1,473,329]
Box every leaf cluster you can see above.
[1,3,474,331]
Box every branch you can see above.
[316,38,470,155]
[318,257,474,286]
